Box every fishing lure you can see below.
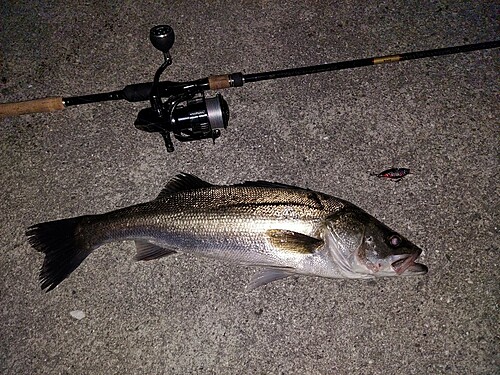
[371,168,412,182]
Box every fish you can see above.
[26,173,428,292]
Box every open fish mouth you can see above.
[391,252,428,275]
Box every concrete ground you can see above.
[1,1,498,374]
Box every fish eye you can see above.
[388,234,402,247]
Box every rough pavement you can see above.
[1,1,498,374]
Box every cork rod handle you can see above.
[0,97,65,117]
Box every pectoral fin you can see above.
[134,241,177,261]
[266,229,323,254]
[246,268,294,292]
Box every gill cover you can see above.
[325,209,366,277]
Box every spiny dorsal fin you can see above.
[266,229,323,254]
[156,173,213,200]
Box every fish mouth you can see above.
[391,252,428,275]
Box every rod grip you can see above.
[208,75,232,90]
[0,97,65,117]
[208,73,244,90]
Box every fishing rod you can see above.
[1,25,499,152]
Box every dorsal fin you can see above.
[237,180,308,190]
[156,173,213,200]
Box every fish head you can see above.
[326,207,428,278]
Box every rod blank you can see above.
[242,40,500,83]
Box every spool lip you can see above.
[206,93,229,129]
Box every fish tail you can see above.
[26,216,96,292]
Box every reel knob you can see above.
[150,25,175,53]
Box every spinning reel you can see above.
[134,25,229,152]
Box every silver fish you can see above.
[26,173,428,292]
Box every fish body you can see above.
[26,173,427,292]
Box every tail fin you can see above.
[26,216,94,292]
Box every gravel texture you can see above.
[1,1,498,374]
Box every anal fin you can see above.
[134,241,177,261]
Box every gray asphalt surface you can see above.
[1,1,498,374]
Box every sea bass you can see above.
[26,173,428,292]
